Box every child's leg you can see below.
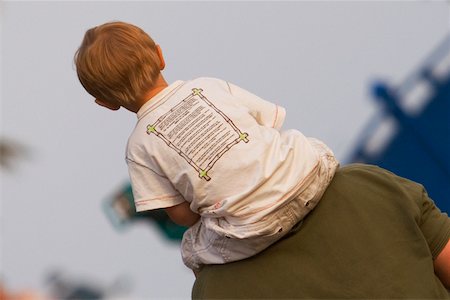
[181,220,231,271]
[182,139,338,271]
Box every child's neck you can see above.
[134,74,168,113]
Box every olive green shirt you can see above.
[192,164,450,299]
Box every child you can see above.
[75,21,339,271]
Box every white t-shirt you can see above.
[126,77,321,227]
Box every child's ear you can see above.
[156,45,166,70]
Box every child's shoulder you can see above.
[187,77,230,90]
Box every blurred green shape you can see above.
[102,183,187,241]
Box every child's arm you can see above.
[165,201,200,227]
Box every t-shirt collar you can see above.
[137,80,185,120]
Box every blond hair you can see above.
[74,21,161,106]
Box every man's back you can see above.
[192,164,450,299]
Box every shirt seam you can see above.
[136,195,182,204]
[430,214,450,259]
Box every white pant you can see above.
[181,146,338,270]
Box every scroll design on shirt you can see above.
[146,88,249,181]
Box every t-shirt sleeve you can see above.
[127,158,185,212]
[418,188,450,259]
[226,81,286,130]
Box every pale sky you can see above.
[1,1,449,299]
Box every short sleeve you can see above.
[127,159,185,212]
[227,82,286,130]
[418,188,450,259]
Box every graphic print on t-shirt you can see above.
[146,88,249,181]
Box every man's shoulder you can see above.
[335,163,422,191]
[192,163,449,299]
[338,163,396,176]
[324,163,425,223]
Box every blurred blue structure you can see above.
[349,34,450,213]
